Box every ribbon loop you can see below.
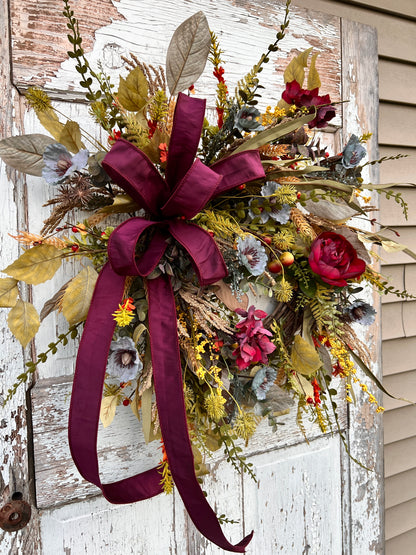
[69,92,265,553]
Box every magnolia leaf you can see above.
[0,134,56,176]
[61,266,98,325]
[291,372,314,398]
[117,67,148,112]
[283,48,312,86]
[380,240,407,253]
[59,121,85,153]
[234,112,315,154]
[305,198,358,223]
[92,194,140,217]
[211,279,248,312]
[307,53,321,90]
[100,395,119,428]
[8,299,40,348]
[40,281,70,321]
[130,390,141,420]
[3,244,62,285]
[166,11,211,95]
[336,227,372,264]
[37,109,65,142]
[0,278,19,308]
[133,323,147,344]
[291,335,322,376]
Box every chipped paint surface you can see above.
[1,1,382,553]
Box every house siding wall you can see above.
[292,1,416,552]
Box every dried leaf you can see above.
[307,53,321,90]
[283,48,312,86]
[8,299,40,348]
[336,227,372,264]
[59,121,85,153]
[0,278,19,308]
[2,244,62,285]
[211,280,248,312]
[91,194,140,218]
[130,390,141,420]
[100,395,119,428]
[142,386,154,443]
[133,323,147,344]
[166,12,211,95]
[380,240,407,253]
[36,109,65,142]
[40,281,70,321]
[0,134,56,176]
[117,67,148,112]
[61,266,98,325]
[305,198,358,223]
[291,335,322,376]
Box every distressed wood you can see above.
[341,18,383,555]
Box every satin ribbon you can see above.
[68,93,265,552]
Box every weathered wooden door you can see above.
[0,1,382,553]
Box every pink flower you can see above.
[232,306,276,370]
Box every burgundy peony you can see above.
[308,232,366,287]
[282,80,336,129]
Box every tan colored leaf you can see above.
[117,67,148,112]
[40,281,70,322]
[336,227,372,264]
[305,198,358,223]
[7,299,40,348]
[166,11,211,95]
[100,395,119,428]
[0,134,56,176]
[59,121,85,153]
[211,280,248,312]
[381,240,407,253]
[292,372,314,399]
[133,323,147,344]
[130,390,141,420]
[91,194,140,217]
[291,335,322,376]
[37,109,65,142]
[307,53,321,90]
[0,278,19,308]
[61,266,98,326]
[283,48,312,86]
[2,244,62,285]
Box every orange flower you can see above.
[159,143,168,163]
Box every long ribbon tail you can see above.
[68,262,163,503]
[147,275,253,553]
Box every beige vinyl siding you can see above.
[293,1,416,550]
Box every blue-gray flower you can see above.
[237,235,268,276]
[342,134,366,169]
[248,181,291,224]
[343,301,376,325]
[42,143,89,185]
[107,337,142,382]
[252,366,277,400]
[234,107,264,133]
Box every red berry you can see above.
[56,227,63,232]
[263,236,272,245]
[179,215,186,220]
[296,192,302,199]
[71,244,79,252]
[237,184,246,190]
[267,260,282,274]
[279,252,295,267]
[72,226,79,233]
[123,398,130,406]
[306,397,314,404]
[208,230,215,237]
[324,152,330,158]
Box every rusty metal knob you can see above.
[0,500,31,531]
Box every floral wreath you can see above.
[0,0,414,551]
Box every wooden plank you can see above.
[379,146,416,185]
[382,336,416,376]
[381,265,416,304]
[294,0,416,62]
[385,437,416,477]
[379,104,416,148]
[379,189,416,227]
[383,370,416,410]
[380,60,416,105]
[385,468,416,509]
[347,0,416,19]
[384,404,416,444]
[385,497,416,540]
[378,227,416,265]
[381,303,406,340]
[386,528,416,555]
[243,436,343,554]
[340,18,384,555]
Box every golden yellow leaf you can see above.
[37,109,65,142]
[7,299,40,348]
[0,277,19,308]
[292,372,314,399]
[2,244,62,285]
[130,390,141,420]
[283,47,312,86]
[307,53,321,90]
[61,266,98,325]
[117,67,148,112]
[132,323,147,344]
[59,121,85,153]
[100,395,119,428]
[291,335,322,376]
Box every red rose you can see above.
[308,232,366,287]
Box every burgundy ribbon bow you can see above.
[68,93,265,552]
